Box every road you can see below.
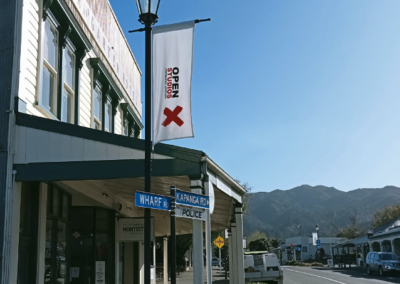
[282,266,400,284]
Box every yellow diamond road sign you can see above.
[214,236,225,248]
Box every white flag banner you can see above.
[152,21,195,146]
[312,232,318,245]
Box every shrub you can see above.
[311,262,324,267]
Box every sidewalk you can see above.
[156,267,229,284]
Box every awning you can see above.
[13,112,246,235]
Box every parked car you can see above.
[366,252,400,276]
[212,257,220,266]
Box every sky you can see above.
[110,0,400,193]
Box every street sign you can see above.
[214,236,225,248]
[176,189,209,209]
[135,191,171,211]
[175,206,206,220]
[316,240,321,249]
[295,247,301,251]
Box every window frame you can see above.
[37,13,60,120]
[61,40,76,123]
[92,82,103,130]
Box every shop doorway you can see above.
[17,182,39,284]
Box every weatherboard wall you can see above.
[17,0,141,135]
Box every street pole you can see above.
[170,186,176,284]
[219,247,221,275]
[144,19,153,284]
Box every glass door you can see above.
[45,185,71,284]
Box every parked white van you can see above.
[244,252,283,284]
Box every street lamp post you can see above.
[133,2,161,284]
[316,224,320,262]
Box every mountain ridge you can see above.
[243,185,400,239]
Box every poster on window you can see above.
[95,261,105,283]
[152,21,196,146]
[118,217,154,242]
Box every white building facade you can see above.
[0,1,246,284]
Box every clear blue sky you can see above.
[110,0,400,192]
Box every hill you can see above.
[243,185,400,239]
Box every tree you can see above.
[247,231,267,243]
[332,210,364,239]
[235,179,253,214]
[371,203,400,229]
[249,238,270,251]
[268,238,282,249]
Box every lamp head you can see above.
[135,0,161,25]
[316,224,319,231]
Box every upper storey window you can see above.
[41,19,59,117]
[61,45,76,123]
[93,85,102,130]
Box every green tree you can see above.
[268,238,282,249]
[333,210,364,239]
[235,179,253,214]
[371,203,400,229]
[249,238,270,251]
[247,231,267,243]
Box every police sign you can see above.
[175,206,206,220]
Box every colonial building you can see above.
[0,0,246,283]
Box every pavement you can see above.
[156,266,229,284]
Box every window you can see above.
[93,86,102,130]
[123,120,129,136]
[40,19,59,117]
[61,44,76,123]
[104,99,112,132]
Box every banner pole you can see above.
[170,186,177,284]
[144,20,153,284]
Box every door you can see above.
[17,182,39,284]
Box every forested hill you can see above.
[243,185,400,239]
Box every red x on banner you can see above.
[162,106,184,127]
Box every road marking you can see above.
[283,268,347,284]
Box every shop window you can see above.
[40,19,59,117]
[70,207,115,284]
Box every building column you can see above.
[231,222,238,284]
[380,241,384,252]
[228,230,233,284]
[369,242,373,252]
[163,237,168,284]
[391,240,395,254]
[235,207,245,284]
[192,182,204,284]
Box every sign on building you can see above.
[118,217,154,242]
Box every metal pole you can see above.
[144,20,152,284]
[170,186,177,284]
[219,247,221,275]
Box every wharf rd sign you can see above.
[175,206,206,220]
[214,236,225,249]
[176,190,209,209]
[135,191,171,211]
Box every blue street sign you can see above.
[135,191,171,211]
[295,247,301,251]
[176,190,209,209]
[316,240,321,249]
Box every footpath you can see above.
[156,267,229,284]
